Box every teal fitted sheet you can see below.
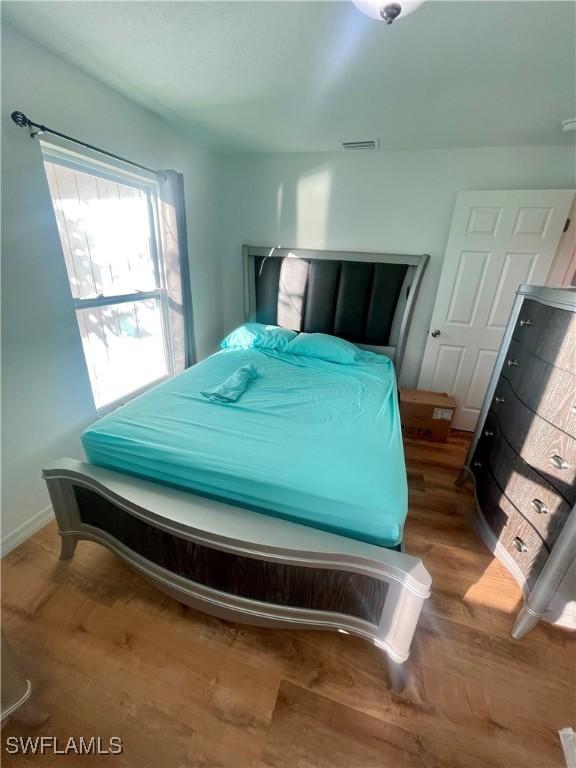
[82,347,407,547]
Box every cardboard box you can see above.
[399,388,457,442]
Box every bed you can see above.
[43,246,430,691]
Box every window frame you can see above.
[41,142,175,413]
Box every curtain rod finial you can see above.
[11,111,30,128]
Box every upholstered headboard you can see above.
[243,246,428,374]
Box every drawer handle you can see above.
[513,537,528,553]
[484,429,494,437]
[507,359,519,367]
[531,498,548,515]
[550,455,569,470]
[494,396,505,404]
[519,318,532,327]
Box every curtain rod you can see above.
[10,110,162,177]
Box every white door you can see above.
[418,189,575,431]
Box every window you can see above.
[42,147,173,409]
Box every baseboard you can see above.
[1,505,54,558]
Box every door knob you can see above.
[430,329,441,338]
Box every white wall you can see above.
[1,25,222,552]
[216,147,574,386]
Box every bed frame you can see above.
[43,246,430,692]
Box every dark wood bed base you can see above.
[44,460,431,692]
[74,484,389,623]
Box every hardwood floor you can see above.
[2,432,574,767]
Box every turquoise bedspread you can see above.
[82,347,407,547]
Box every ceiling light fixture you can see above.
[352,0,426,24]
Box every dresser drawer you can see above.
[492,378,576,505]
[476,469,549,587]
[475,412,571,547]
[512,299,576,374]
[501,339,576,438]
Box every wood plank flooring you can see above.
[2,432,574,767]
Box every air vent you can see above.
[341,139,379,151]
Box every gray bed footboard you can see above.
[43,458,431,692]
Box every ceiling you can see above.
[3,0,575,153]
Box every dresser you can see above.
[460,284,576,638]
